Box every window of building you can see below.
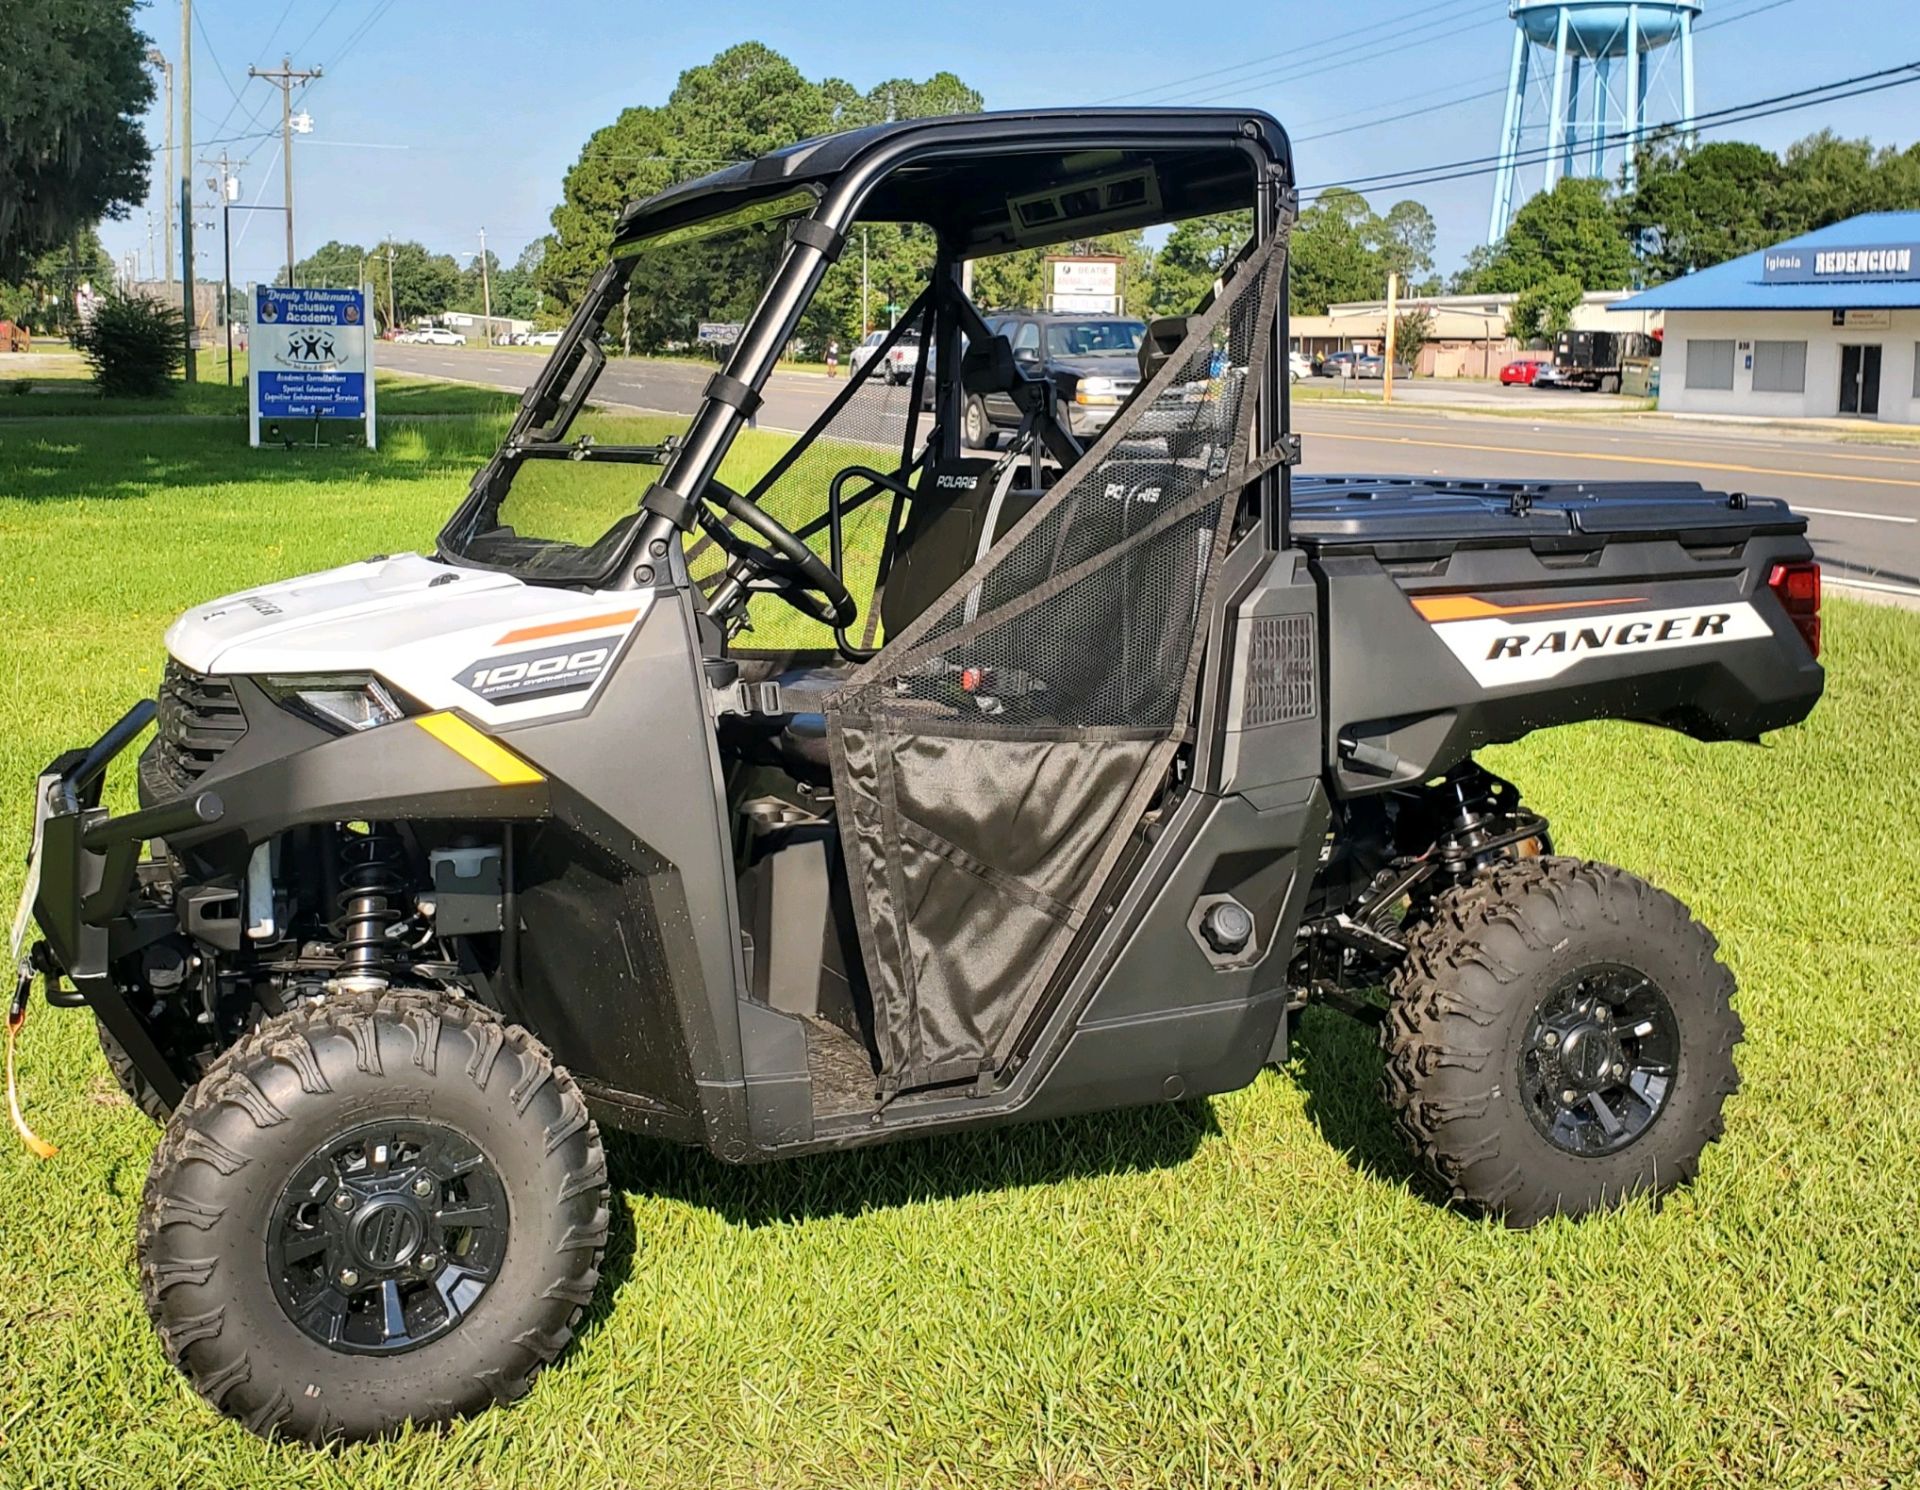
[1686,339,1735,391]
[1751,340,1807,394]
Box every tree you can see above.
[1292,195,1386,314]
[0,0,153,279]
[1623,140,1782,281]
[539,46,988,346]
[1145,212,1250,317]
[1466,177,1634,294]
[1370,200,1437,286]
[1620,128,1920,286]
[353,241,460,331]
[1389,306,1434,371]
[1510,273,1583,344]
[0,227,113,334]
[284,240,368,290]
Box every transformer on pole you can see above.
[1487,0,1700,243]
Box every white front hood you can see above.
[166,554,653,726]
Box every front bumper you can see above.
[16,700,221,1108]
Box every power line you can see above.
[1087,0,1486,105]
[1181,14,1514,109]
[1287,0,1801,149]
[318,0,402,74]
[1298,60,1920,203]
[289,0,349,61]
[1297,87,1509,145]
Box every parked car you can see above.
[966,312,1146,445]
[526,329,563,348]
[1352,355,1412,380]
[1500,358,1550,385]
[1288,350,1313,382]
[1532,362,1570,388]
[406,326,466,347]
[854,326,922,384]
[1317,349,1361,377]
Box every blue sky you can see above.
[106,0,1916,293]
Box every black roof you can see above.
[614,107,1292,257]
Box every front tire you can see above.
[98,1018,173,1124]
[138,989,609,1443]
[1380,857,1740,1227]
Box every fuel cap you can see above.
[1199,901,1254,955]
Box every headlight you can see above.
[1075,377,1121,406]
[264,674,406,733]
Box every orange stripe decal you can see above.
[495,608,640,646]
[1411,594,1648,624]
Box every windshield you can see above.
[437,193,814,582]
[1044,320,1145,357]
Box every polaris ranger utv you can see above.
[11,109,1823,1443]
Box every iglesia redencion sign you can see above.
[1763,242,1920,285]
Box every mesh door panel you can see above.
[827,232,1287,1089]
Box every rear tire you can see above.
[138,989,609,1443]
[1380,857,1740,1227]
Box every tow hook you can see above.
[7,949,57,1159]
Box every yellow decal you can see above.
[413,713,545,787]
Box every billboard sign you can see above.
[1048,256,1123,315]
[698,321,743,345]
[250,284,376,447]
[1762,242,1920,284]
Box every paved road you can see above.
[1305,377,1647,414]
[386,344,1920,601]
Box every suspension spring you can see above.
[331,826,406,992]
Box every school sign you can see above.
[249,285,377,447]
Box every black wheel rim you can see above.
[1519,964,1681,1157]
[268,1120,509,1355]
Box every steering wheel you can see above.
[697,479,857,629]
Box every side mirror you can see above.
[1013,346,1041,366]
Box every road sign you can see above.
[249,284,376,448]
[698,321,743,345]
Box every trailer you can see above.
[1553,328,1660,393]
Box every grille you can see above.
[1241,613,1317,726]
[148,661,248,793]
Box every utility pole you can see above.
[386,243,396,333]
[478,226,492,329]
[179,1,196,380]
[203,152,244,382]
[247,56,321,288]
[861,226,870,335]
[146,50,175,288]
[1383,272,1398,405]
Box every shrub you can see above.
[73,290,185,397]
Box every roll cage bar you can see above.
[440,108,1297,594]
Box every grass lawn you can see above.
[0,352,523,421]
[0,405,1916,1487]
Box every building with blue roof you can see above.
[1615,212,1920,423]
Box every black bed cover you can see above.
[1289,476,1805,554]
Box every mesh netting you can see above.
[827,231,1288,1090]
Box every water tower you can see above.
[1487,0,1699,242]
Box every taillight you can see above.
[1767,561,1821,658]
